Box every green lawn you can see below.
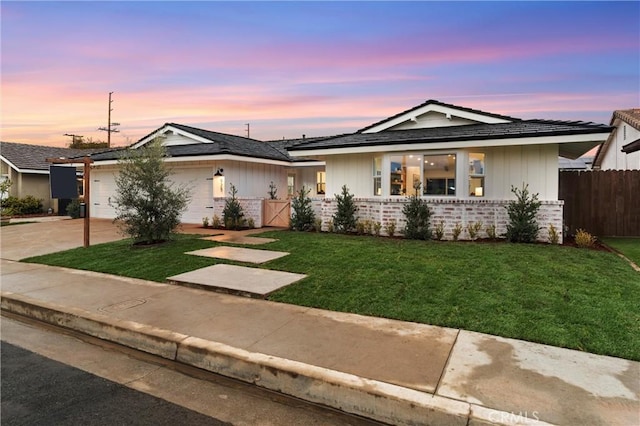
[603,237,640,266]
[24,231,640,361]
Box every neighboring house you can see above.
[0,141,101,213]
[288,100,612,242]
[85,100,612,243]
[593,108,640,170]
[87,123,325,225]
[559,156,594,171]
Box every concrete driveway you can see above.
[0,218,124,261]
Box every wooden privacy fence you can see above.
[559,170,640,237]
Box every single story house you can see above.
[85,100,612,243]
[287,100,612,242]
[0,141,100,213]
[86,123,325,226]
[592,108,640,170]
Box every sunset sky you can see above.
[2,1,638,148]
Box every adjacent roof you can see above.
[89,123,296,163]
[357,99,520,133]
[289,119,612,152]
[593,108,640,168]
[0,141,107,173]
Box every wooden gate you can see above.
[263,200,290,227]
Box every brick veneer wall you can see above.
[212,197,264,227]
[319,198,564,243]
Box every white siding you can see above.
[600,123,640,170]
[325,153,375,197]
[485,144,559,200]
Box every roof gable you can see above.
[359,99,518,133]
[593,108,640,167]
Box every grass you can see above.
[24,231,640,361]
[603,237,640,266]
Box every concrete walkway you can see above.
[1,221,638,425]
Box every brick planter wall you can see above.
[213,197,264,227]
[320,198,563,243]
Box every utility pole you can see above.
[245,123,250,139]
[98,92,120,147]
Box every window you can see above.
[373,157,382,196]
[287,174,295,197]
[390,155,422,195]
[469,153,485,197]
[423,154,456,196]
[316,171,326,195]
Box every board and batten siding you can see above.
[325,153,375,197]
[485,144,559,200]
[90,161,292,223]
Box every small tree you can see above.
[113,138,191,245]
[332,185,357,233]
[402,183,432,240]
[268,181,278,200]
[290,186,315,231]
[505,183,541,243]
[223,184,245,230]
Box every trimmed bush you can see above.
[402,184,432,240]
[505,184,541,243]
[332,185,357,233]
[290,186,315,231]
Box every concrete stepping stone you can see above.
[167,264,306,298]
[185,246,288,264]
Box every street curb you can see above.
[1,292,553,426]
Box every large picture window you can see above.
[423,154,456,196]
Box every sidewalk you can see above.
[1,259,638,425]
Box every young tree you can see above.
[223,183,245,230]
[113,138,191,245]
[505,183,541,243]
[332,185,357,233]
[290,186,315,231]
[402,182,432,240]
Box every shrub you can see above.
[548,224,559,245]
[113,138,191,244]
[364,219,373,235]
[402,183,432,240]
[355,220,366,235]
[202,216,209,227]
[1,195,44,216]
[384,219,397,237]
[327,219,334,233]
[505,183,541,243]
[268,181,278,200]
[223,184,245,230]
[486,224,497,240]
[452,222,462,241]
[466,221,483,241]
[247,217,255,229]
[575,229,596,248]
[332,185,357,233]
[67,199,82,219]
[290,186,315,231]
[373,221,382,236]
[434,221,445,241]
[212,215,221,229]
[313,218,322,232]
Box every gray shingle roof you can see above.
[0,141,108,172]
[288,120,613,152]
[89,123,299,163]
[357,99,521,133]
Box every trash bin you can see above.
[79,202,86,218]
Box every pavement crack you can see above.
[434,328,460,396]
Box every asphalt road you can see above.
[1,342,231,426]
